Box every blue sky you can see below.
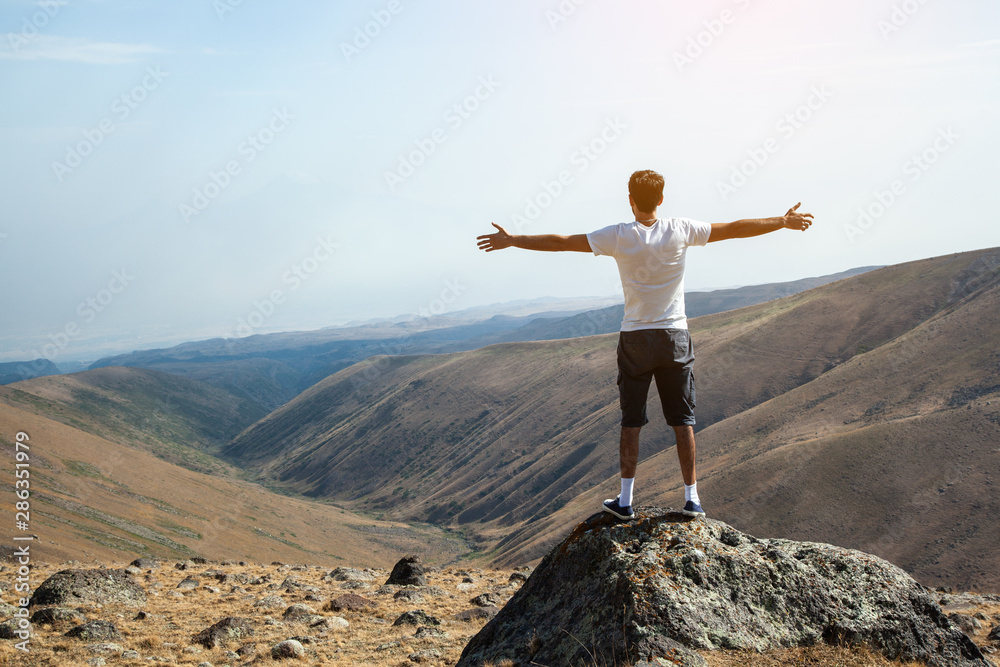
[1,0,999,363]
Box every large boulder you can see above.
[385,555,426,587]
[29,569,146,608]
[457,507,987,667]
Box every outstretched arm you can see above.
[708,203,814,243]
[476,222,591,253]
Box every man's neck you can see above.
[635,211,657,227]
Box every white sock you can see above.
[685,483,700,505]
[620,477,634,507]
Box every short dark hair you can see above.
[628,170,664,214]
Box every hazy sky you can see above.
[2,0,999,363]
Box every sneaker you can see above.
[681,500,705,517]
[602,495,635,521]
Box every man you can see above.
[476,170,814,520]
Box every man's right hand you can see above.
[477,222,514,252]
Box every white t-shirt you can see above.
[587,217,712,331]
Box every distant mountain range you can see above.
[36,267,870,419]
[0,358,60,385]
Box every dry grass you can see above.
[0,558,515,666]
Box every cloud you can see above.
[0,35,163,64]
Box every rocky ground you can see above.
[0,550,997,667]
[0,556,522,666]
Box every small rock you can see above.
[327,593,376,612]
[989,624,1000,642]
[30,606,85,628]
[408,648,442,662]
[394,589,424,603]
[282,603,316,619]
[414,625,448,639]
[393,610,441,627]
[254,594,286,609]
[0,619,31,639]
[130,558,159,569]
[376,640,401,651]
[271,639,305,659]
[85,642,124,655]
[311,616,349,631]
[340,580,370,590]
[122,650,140,659]
[177,577,200,590]
[328,567,374,582]
[86,658,106,667]
[508,572,528,584]
[192,617,254,649]
[471,593,500,607]
[134,610,162,621]
[65,620,120,641]
[455,606,499,622]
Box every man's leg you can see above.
[653,329,705,516]
[673,425,696,486]
[620,426,641,479]
[606,332,652,519]
[673,424,703,515]
[617,426,641,509]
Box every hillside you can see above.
[0,366,267,475]
[488,249,1000,590]
[221,247,1000,590]
[0,401,466,568]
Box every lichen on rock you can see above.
[457,507,988,667]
